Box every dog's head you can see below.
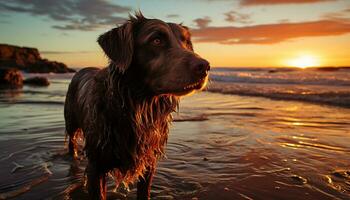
[98,12,210,96]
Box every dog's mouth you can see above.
[154,75,209,96]
[173,76,208,96]
[183,77,206,90]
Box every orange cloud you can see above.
[241,0,336,6]
[193,16,212,28]
[192,20,350,44]
[224,11,252,24]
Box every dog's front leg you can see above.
[137,166,155,200]
[86,161,107,200]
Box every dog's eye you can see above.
[152,38,162,46]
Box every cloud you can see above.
[0,0,130,31]
[191,20,350,44]
[166,14,180,18]
[279,19,291,23]
[0,20,9,24]
[193,17,212,28]
[240,0,336,6]
[321,7,350,21]
[224,11,252,24]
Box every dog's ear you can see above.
[98,23,133,73]
[180,24,194,51]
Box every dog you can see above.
[64,12,210,200]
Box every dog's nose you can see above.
[192,59,210,76]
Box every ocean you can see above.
[209,67,350,108]
[0,67,349,199]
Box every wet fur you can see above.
[65,65,177,178]
[65,67,178,199]
[64,12,209,200]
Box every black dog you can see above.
[64,12,210,200]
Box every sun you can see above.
[286,55,319,68]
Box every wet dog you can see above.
[64,12,210,200]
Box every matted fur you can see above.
[66,67,178,184]
[96,69,179,184]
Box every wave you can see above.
[23,72,75,80]
[210,67,350,86]
[210,75,350,86]
[207,82,350,108]
[4,100,64,105]
[210,72,350,86]
[173,114,209,122]
[207,67,350,107]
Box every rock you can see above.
[24,77,50,86]
[0,68,23,87]
[0,44,75,73]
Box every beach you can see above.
[0,68,350,199]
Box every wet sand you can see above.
[0,76,349,199]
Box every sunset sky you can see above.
[1,0,350,68]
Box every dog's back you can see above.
[64,67,100,156]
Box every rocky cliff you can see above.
[0,44,75,73]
